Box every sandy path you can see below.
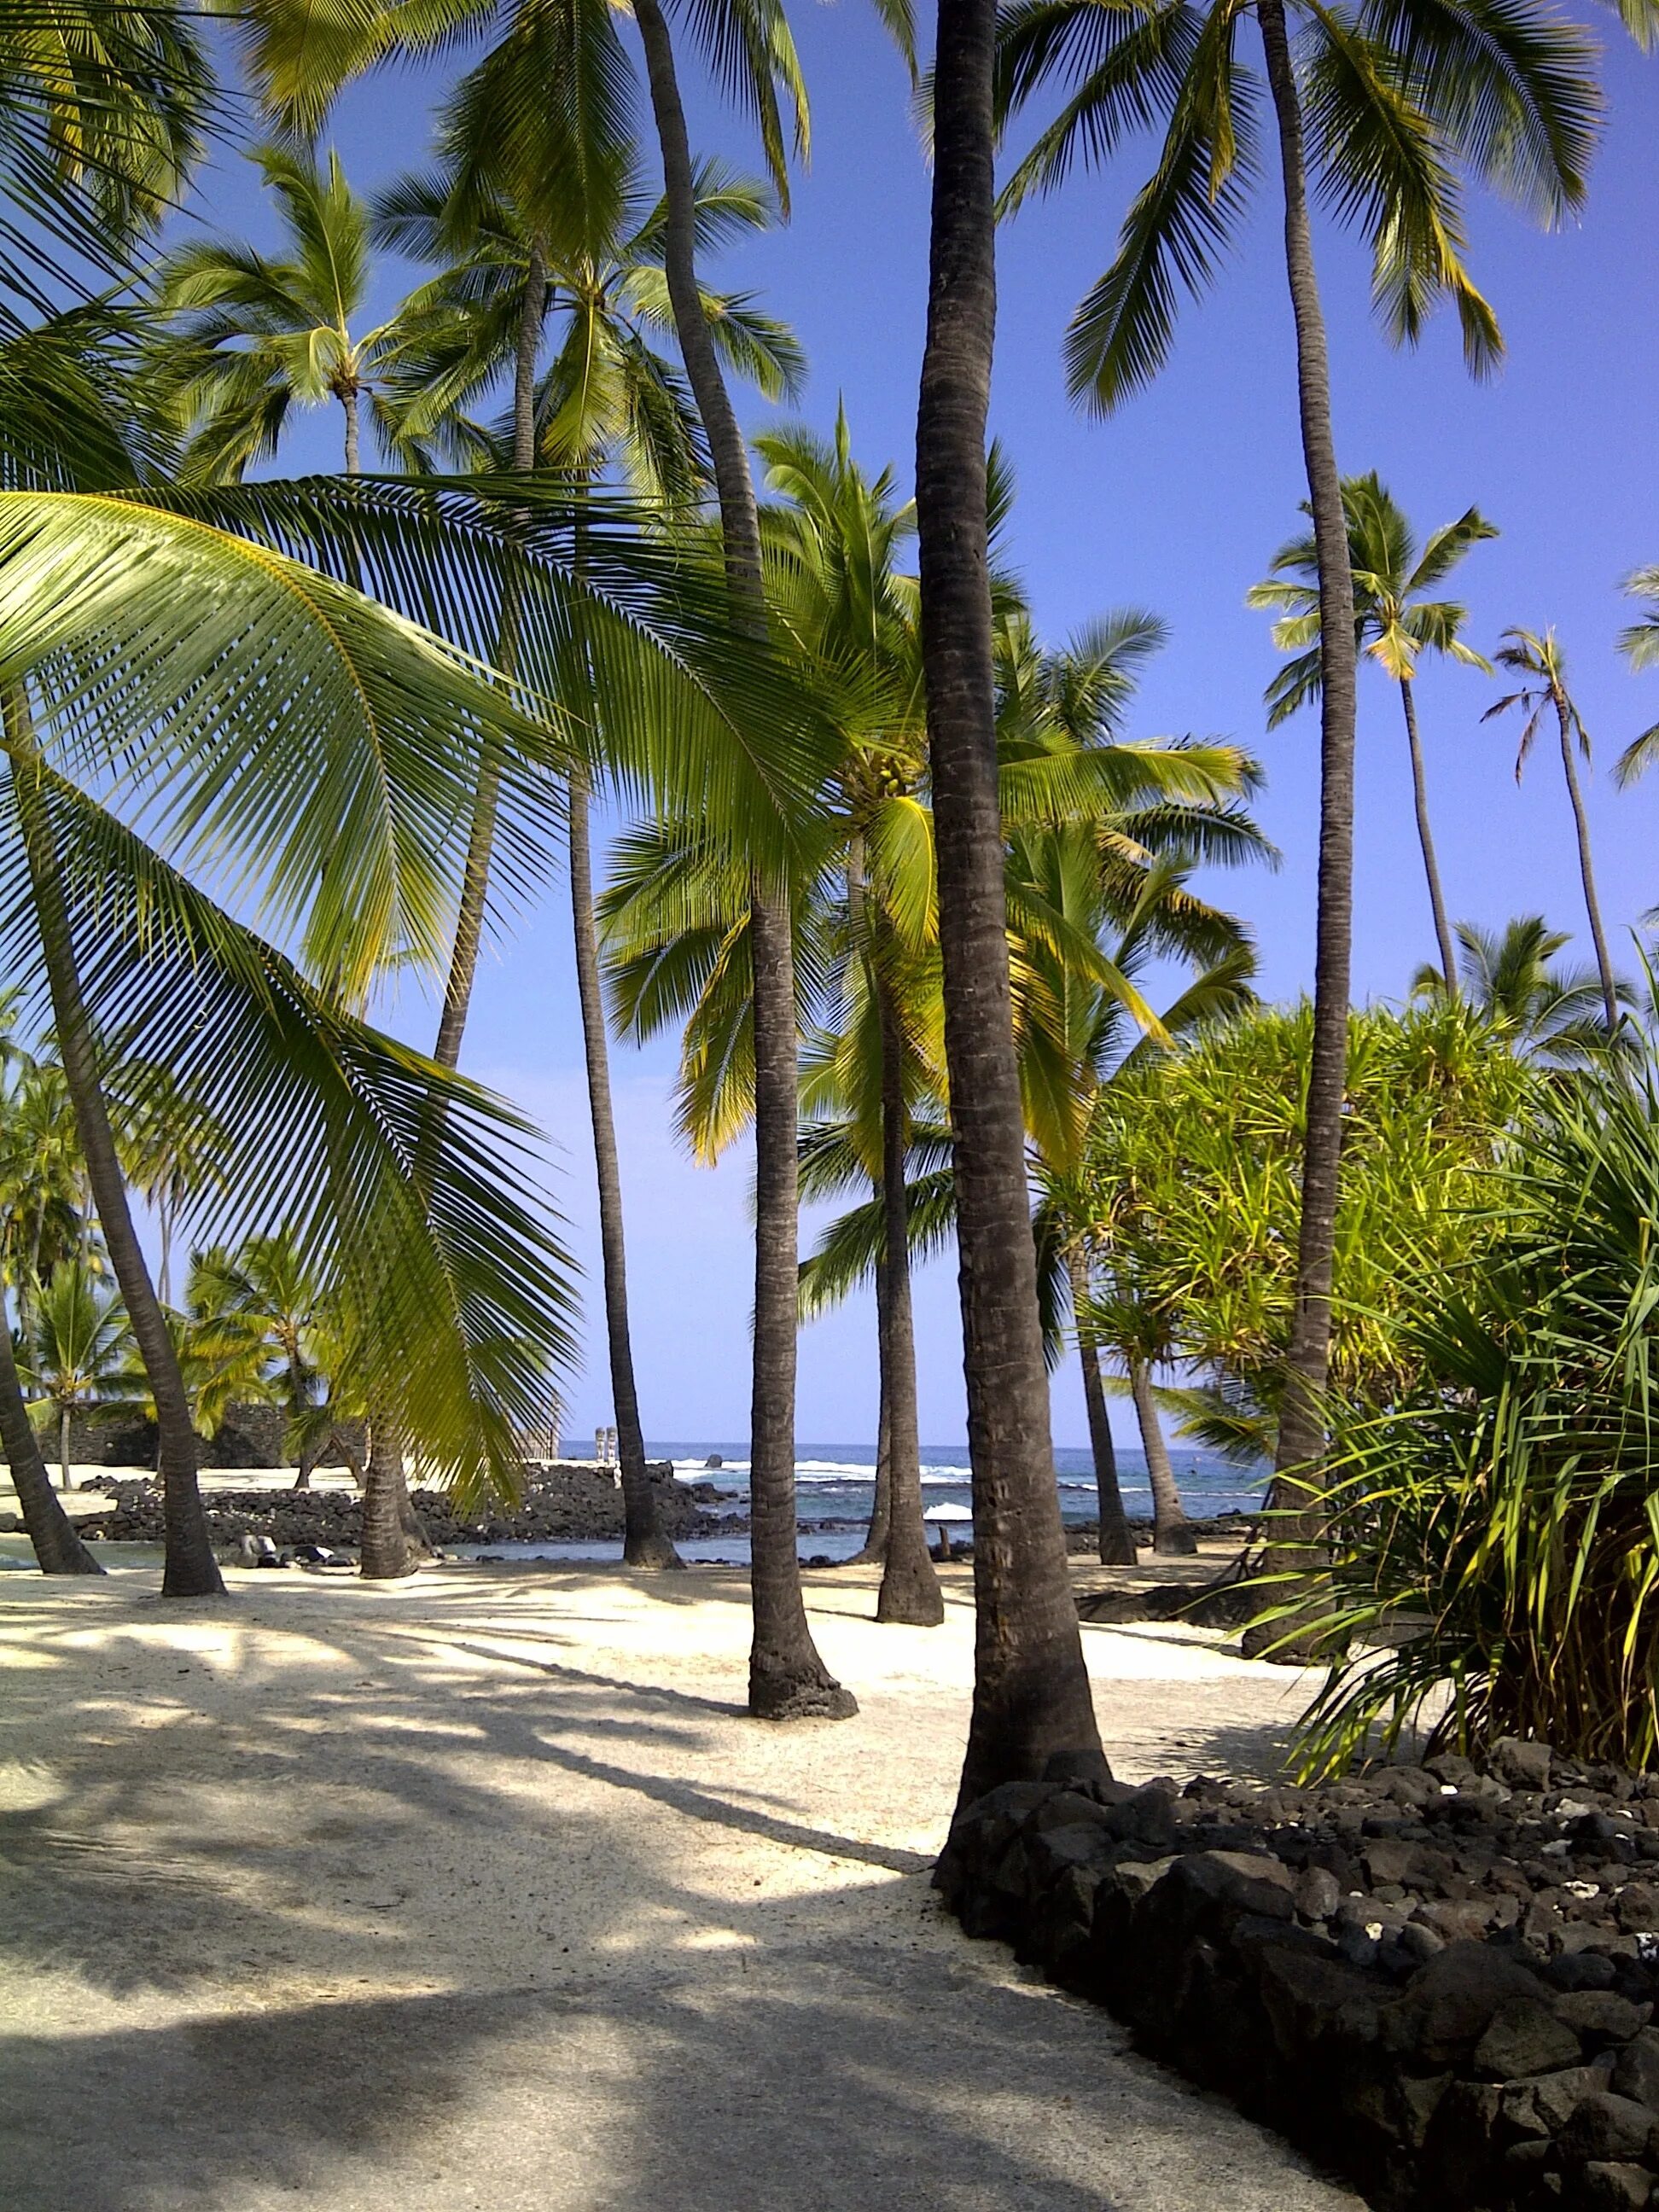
[0,1561,1359,2212]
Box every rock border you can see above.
[935,1747,1659,2210]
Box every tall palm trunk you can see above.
[1068,1252,1134,1565]
[341,385,360,474]
[1399,677,1456,990]
[0,1317,100,1572]
[1247,0,1360,1660]
[8,737,223,1595]
[634,0,852,1718]
[364,255,556,1582]
[919,0,1103,1809]
[1129,1357,1196,1557]
[58,1404,71,1492]
[853,1321,894,1564]
[1554,693,1619,1028]
[569,768,682,1567]
[875,981,944,1625]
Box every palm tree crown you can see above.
[152,143,405,478]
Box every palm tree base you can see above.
[1097,1529,1138,1566]
[876,1563,946,1627]
[1152,1523,1198,1557]
[623,1531,686,1570]
[748,1668,859,1721]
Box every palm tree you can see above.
[1417,916,1626,1065]
[0,0,209,313]
[151,143,405,479]
[995,0,1613,1656]
[236,0,892,1725]
[1485,629,1620,1031]
[912,0,1103,1802]
[20,1259,134,1489]
[1249,474,1495,987]
[1614,567,1659,787]
[189,1235,334,1485]
[997,608,1270,1563]
[376,136,800,1572]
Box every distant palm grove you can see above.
[4,0,1659,1794]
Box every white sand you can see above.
[0,1558,1359,2211]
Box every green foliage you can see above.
[1296,1048,1659,1776]
[1080,998,1536,1427]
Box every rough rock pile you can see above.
[67,1464,727,1552]
[936,1743,1659,2209]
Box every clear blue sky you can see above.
[182,13,1659,1447]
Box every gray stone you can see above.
[1471,1999,1583,2081]
[1610,2030,1659,2110]
[1618,1883,1659,1934]
[1556,1991,1655,2047]
[1418,1899,1498,1944]
[1558,2090,1656,2164]
[1495,1738,1556,1791]
[1293,1865,1341,1922]
[1382,1941,1550,2065]
[1580,2161,1654,2210]
[1505,2064,1614,2138]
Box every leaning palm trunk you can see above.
[1399,677,1457,991]
[1129,1359,1196,1557]
[875,985,944,1625]
[1555,696,1619,1030]
[634,0,852,1717]
[0,1318,101,1574]
[1246,0,1361,1661]
[1068,1254,1135,1565]
[569,769,682,1567]
[8,728,224,1596]
[920,0,1103,1807]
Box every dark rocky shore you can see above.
[940,1741,1659,2209]
[43,1462,731,1555]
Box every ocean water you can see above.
[454,1441,1267,1568]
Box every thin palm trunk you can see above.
[1,1315,101,1571]
[1068,1252,1134,1565]
[919,0,1103,1809]
[1248,0,1360,1660]
[1555,696,1619,1028]
[875,981,944,1625]
[853,1313,894,1563]
[1399,676,1457,990]
[58,1403,71,1492]
[10,756,223,1593]
[359,1419,419,1579]
[158,1190,174,1307]
[341,385,360,474]
[634,0,852,1716]
[1129,1357,1196,1557]
[569,768,682,1567]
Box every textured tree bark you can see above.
[1556,695,1619,1029]
[569,769,682,1567]
[359,1422,422,1580]
[1245,0,1360,1661]
[10,746,224,1595]
[852,1260,894,1565]
[1068,1254,1135,1565]
[635,0,852,1717]
[0,1317,102,1573]
[1129,1358,1196,1557]
[59,1405,71,1492]
[875,981,944,1625]
[341,384,360,474]
[1398,678,1457,992]
[918,0,1103,1808]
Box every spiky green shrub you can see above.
[1298,1051,1659,1778]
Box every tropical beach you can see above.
[3,0,1659,2200]
[0,1557,1357,2212]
